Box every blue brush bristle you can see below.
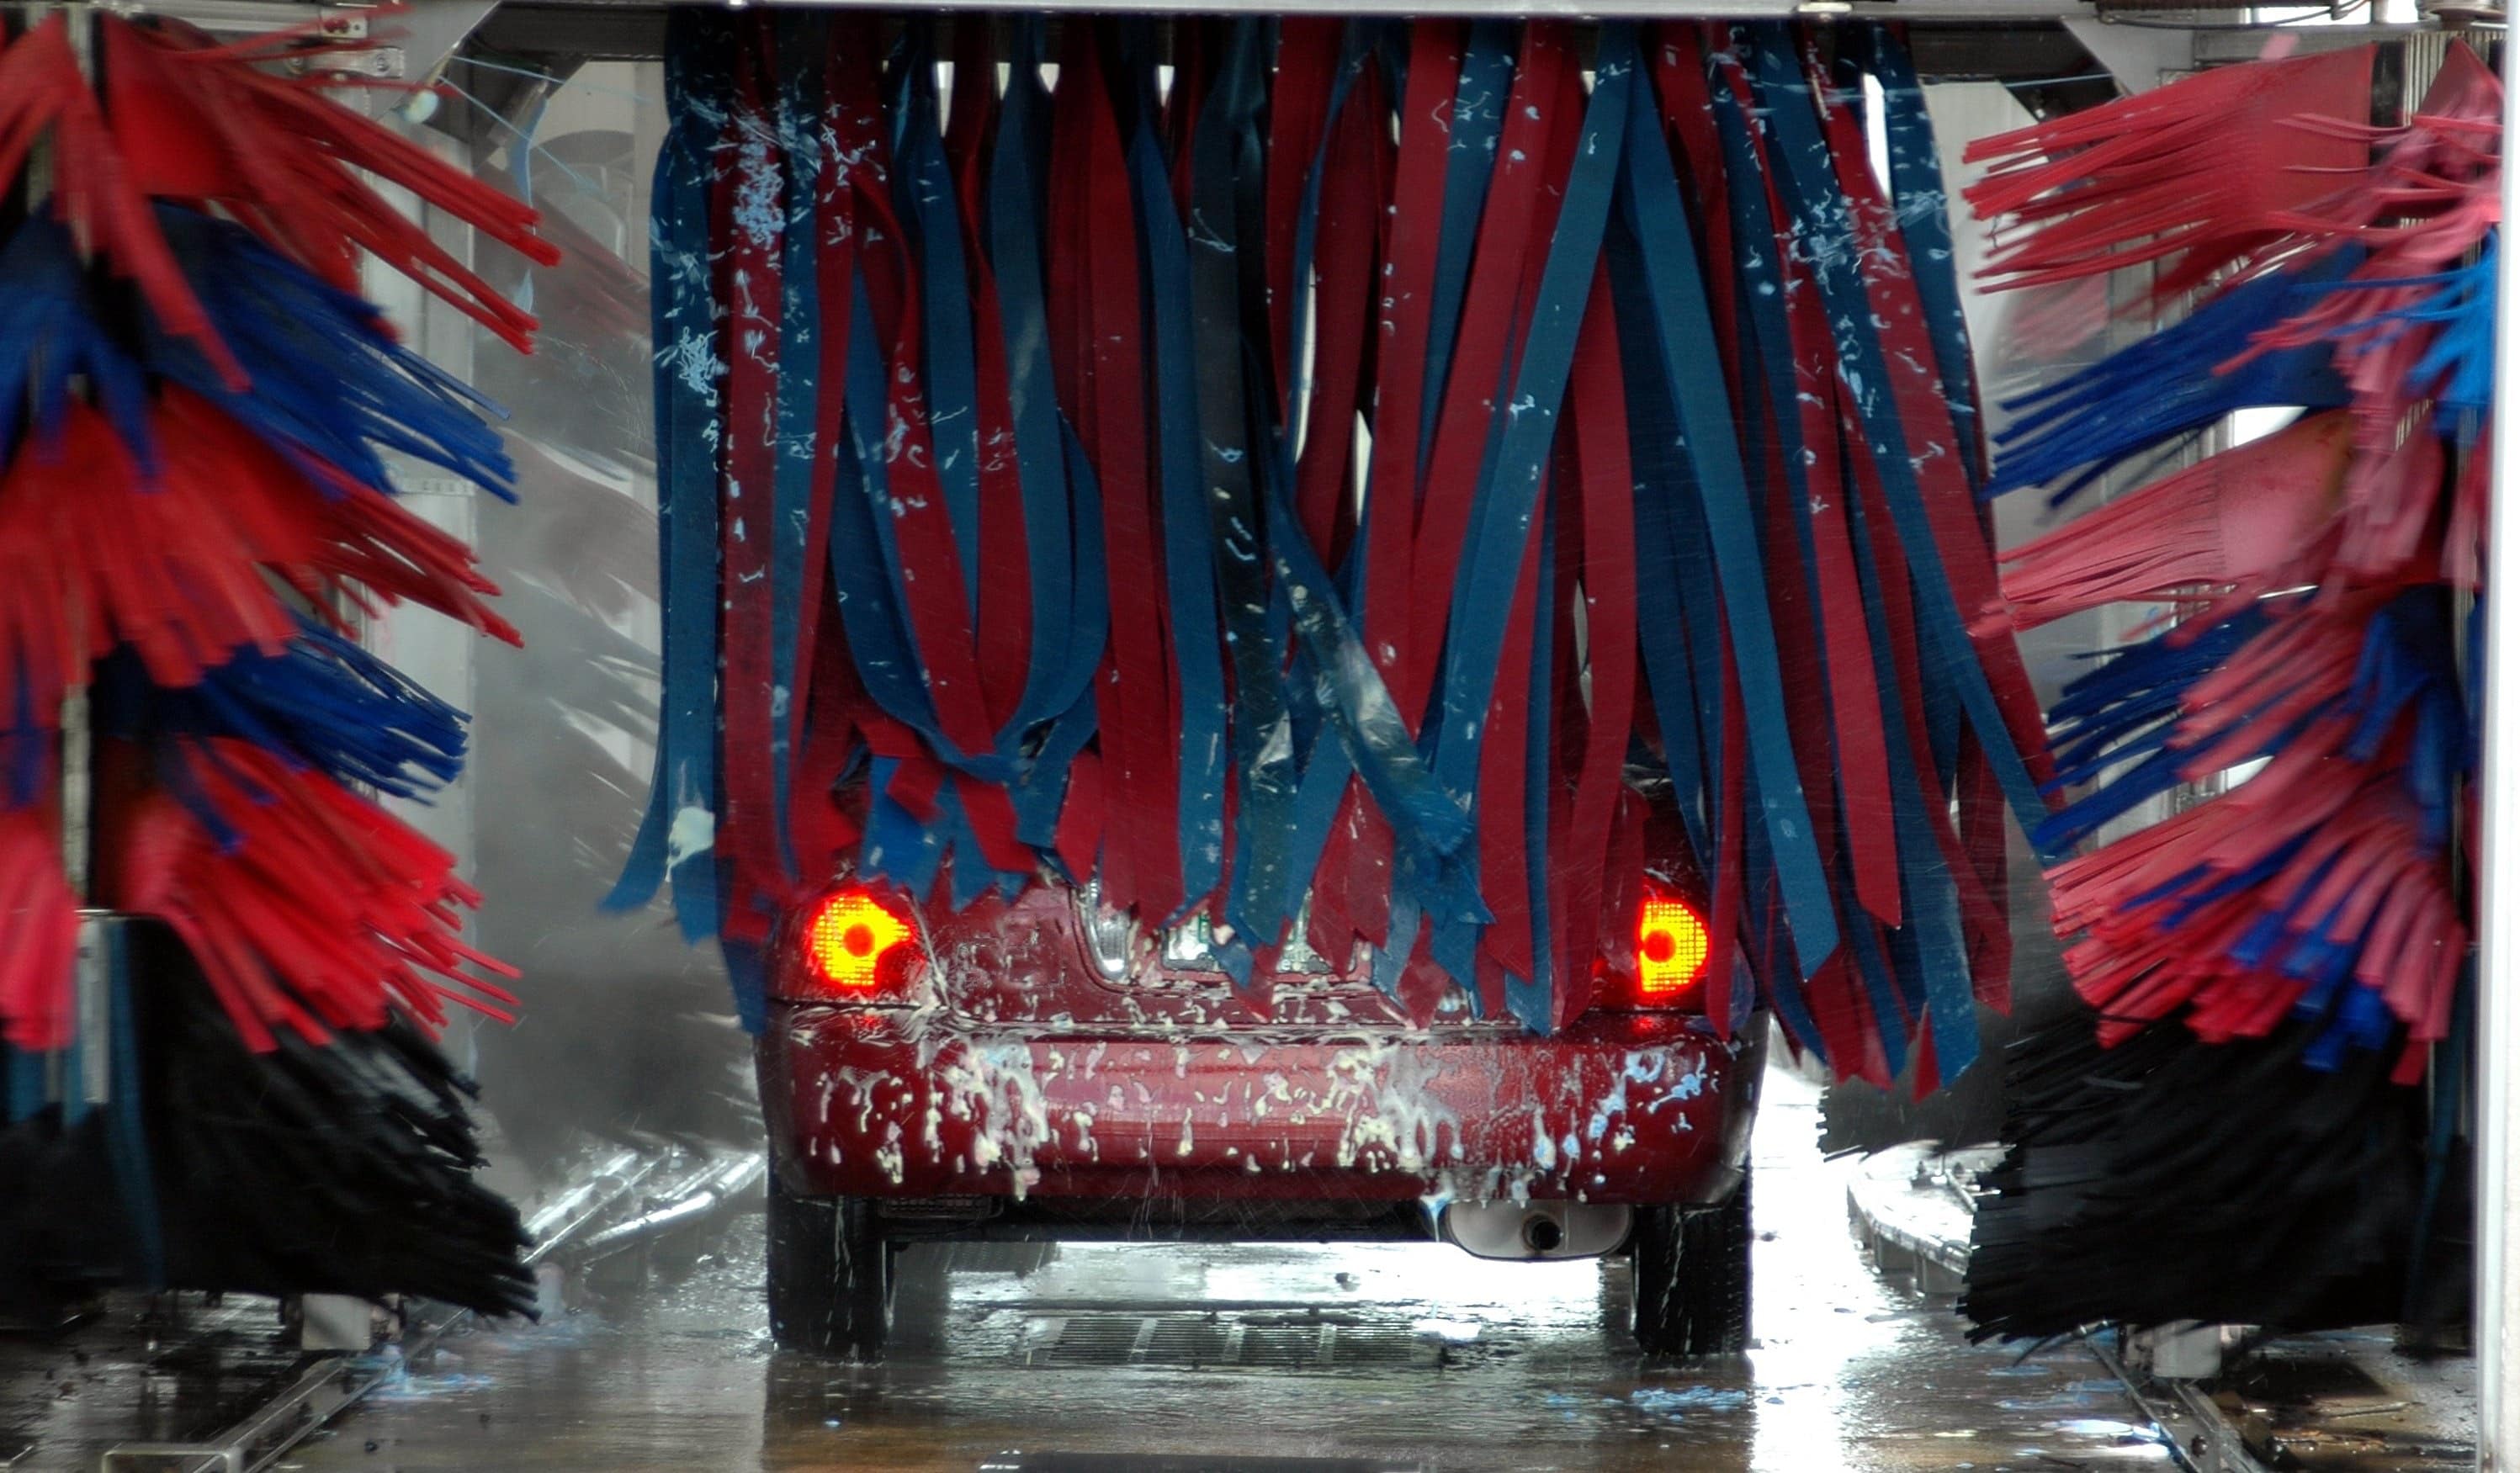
[2290,236,2496,424]
[81,621,468,803]
[1989,253,2359,504]
[2032,608,2271,850]
[0,210,515,502]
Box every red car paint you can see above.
[756,782,1763,1225]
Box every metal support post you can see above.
[2473,33,2520,1473]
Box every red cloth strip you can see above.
[1051,26,1180,918]
[1473,490,1547,985]
[966,207,1037,737]
[787,21,879,890]
[1266,19,1343,407]
[1359,20,1460,710]
[1336,22,1462,962]
[1291,61,1387,568]
[1292,61,1396,954]
[791,597,866,875]
[1553,273,1641,1029]
[1469,29,1586,991]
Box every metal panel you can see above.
[2480,27,2519,1473]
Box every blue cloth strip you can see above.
[610,9,729,940]
[1130,79,1231,921]
[1186,20,1302,973]
[1417,23,1515,475]
[992,19,1103,750]
[892,25,987,618]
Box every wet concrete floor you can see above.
[254,1072,2166,1472]
[0,1295,304,1471]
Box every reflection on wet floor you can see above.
[254,1071,2168,1472]
[0,1295,305,1470]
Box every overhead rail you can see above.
[66,1,2490,82]
[464,4,2481,78]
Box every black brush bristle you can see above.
[0,923,533,1319]
[1964,1009,2427,1341]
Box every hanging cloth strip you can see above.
[1276,28,1392,967]
[1338,19,1474,988]
[621,16,2051,1064]
[1056,24,1180,923]
[611,10,731,945]
[992,18,1108,855]
[712,24,788,943]
[1615,30,1838,984]
[1182,21,1301,982]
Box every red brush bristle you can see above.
[2000,414,2354,630]
[1965,46,2377,305]
[107,742,513,1051]
[0,810,79,1052]
[0,13,554,390]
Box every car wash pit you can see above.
[0,1072,2188,1471]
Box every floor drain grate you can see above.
[1143,1319,1235,1364]
[979,1455,1423,1471]
[1016,1314,1433,1369]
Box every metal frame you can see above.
[2477,29,2519,1473]
[462,3,2486,75]
[475,3,2122,74]
[2088,1334,2277,1473]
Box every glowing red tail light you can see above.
[1632,892,1711,1004]
[784,886,924,1001]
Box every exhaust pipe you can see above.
[1440,1200,1632,1260]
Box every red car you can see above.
[756,772,1764,1358]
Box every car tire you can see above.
[765,1177,890,1358]
[1628,1167,1752,1356]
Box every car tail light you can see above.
[1628,890,1711,1007]
[784,886,925,1001]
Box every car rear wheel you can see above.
[765,1177,890,1358]
[1628,1167,1752,1356]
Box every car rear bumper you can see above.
[758,1006,1762,1207]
